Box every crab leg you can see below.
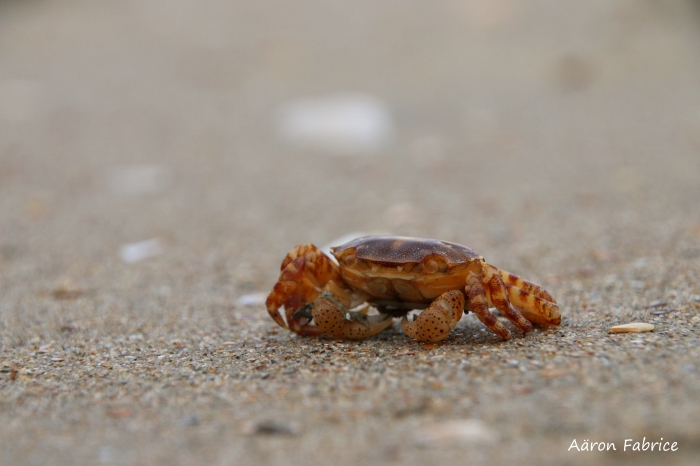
[504,284,561,326]
[499,269,556,304]
[466,273,511,340]
[313,295,394,339]
[400,290,465,343]
[265,243,344,334]
[483,264,532,334]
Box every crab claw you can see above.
[400,290,465,343]
[312,296,394,339]
[283,293,324,337]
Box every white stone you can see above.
[236,293,267,307]
[120,238,163,263]
[275,93,394,155]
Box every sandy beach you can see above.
[1,1,700,465]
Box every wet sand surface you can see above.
[1,1,700,465]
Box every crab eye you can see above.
[344,254,356,266]
[425,260,439,273]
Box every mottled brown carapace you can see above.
[265,236,560,343]
[331,236,478,264]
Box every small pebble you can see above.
[539,368,568,378]
[243,420,297,436]
[107,407,132,418]
[51,286,85,300]
[60,322,80,332]
[179,415,200,427]
[610,323,654,333]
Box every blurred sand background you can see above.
[2,0,700,465]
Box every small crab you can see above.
[265,236,560,342]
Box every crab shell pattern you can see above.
[265,236,560,343]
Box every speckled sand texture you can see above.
[2,1,700,465]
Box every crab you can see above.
[265,236,560,342]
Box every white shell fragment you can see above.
[275,93,394,155]
[416,419,498,447]
[236,293,267,307]
[610,322,655,333]
[120,238,163,263]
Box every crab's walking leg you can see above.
[482,265,533,334]
[499,270,557,304]
[400,290,464,343]
[504,284,561,326]
[313,296,394,339]
[265,243,344,333]
[466,273,511,340]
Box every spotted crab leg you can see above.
[400,290,465,343]
[499,269,557,304]
[496,267,560,326]
[466,273,511,339]
[482,264,533,334]
[312,294,394,339]
[503,284,561,326]
[265,243,345,335]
